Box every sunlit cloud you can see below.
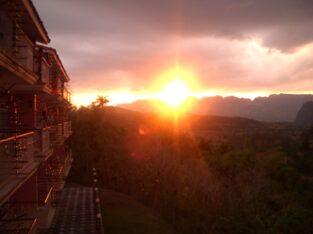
[33,0,313,106]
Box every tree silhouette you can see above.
[91,95,109,108]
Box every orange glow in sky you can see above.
[70,60,313,108]
[72,65,200,108]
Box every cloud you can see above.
[35,0,313,50]
[32,0,313,98]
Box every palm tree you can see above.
[91,96,109,108]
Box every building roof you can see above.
[22,0,50,44]
[38,45,70,82]
[2,0,50,44]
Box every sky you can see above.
[32,0,313,106]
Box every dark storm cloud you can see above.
[35,0,313,51]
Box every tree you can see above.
[90,95,109,109]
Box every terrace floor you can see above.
[48,186,100,234]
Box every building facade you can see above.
[0,0,72,233]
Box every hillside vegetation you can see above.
[68,106,313,234]
[101,189,174,234]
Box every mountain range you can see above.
[118,94,313,122]
[295,101,313,127]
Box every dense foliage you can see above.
[68,106,313,234]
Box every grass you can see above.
[100,189,175,234]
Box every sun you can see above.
[152,65,198,113]
[157,79,190,108]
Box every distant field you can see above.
[100,189,175,234]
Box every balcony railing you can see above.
[63,121,72,138]
[0,132,35,181]
[51,148,72,192]
[63,87,71,102]
[0,217,37,233]
[34,128,51,158]
[50,124,63,146]
[15,34,34,73]
[0,11,35,74]
[51,87,62,97]
[40,58,50,85]
[41,128,50,153]
[63,149,73,178]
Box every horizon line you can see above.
[72,91,313,107]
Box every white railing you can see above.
[0,132,35,180]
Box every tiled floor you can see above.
[49,186,100,234]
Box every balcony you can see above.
[38,185,53,207]
[0,18,36,76]
[50,124,63,146]
[40,57,51,85]
[0,201,38,233]
[63,121,72,138]
[51,87,62,98]
[0,217,37,234]
[63,149,73,178]
[0,132,39,204]
[14,33,34,73]
[49,76,63,99]
[0,132,35,176]
[52,149,73,192]
[63,87,71,103]
[35,127,52,159]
